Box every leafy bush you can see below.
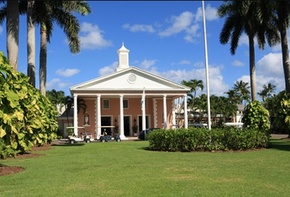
[0,52,58,158]
[265,91,290,134]
[147,128,269,152]
[242,100,270,132]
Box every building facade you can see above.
[69,44,190,139]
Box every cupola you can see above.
[116,42,130,72]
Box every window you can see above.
[103,99,110,109]
[123,99,128,109]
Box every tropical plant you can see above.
[0,52,58,158]
[46,89,66,115]
[242,100,270,132]
[193,94,207,122]
[265,91,290,135]
[233,80,250,105]
[258,83,276,102]
[270,0,290,93]
[5,0,19,70]
[218,0,279,101]
[181,79,204,112]
[32,0,91,96]
[62,95,87,125]
[27,0,35,86]
[225,89,239,105]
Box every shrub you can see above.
[265,91,290,134]
[242,100,270,132]
[0,52,58,158]
[147,128,269,152]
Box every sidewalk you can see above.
[271,134,289,140]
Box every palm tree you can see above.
[194,94,208,123]
[225,89,240,105]
[46,89,66,115]
[63,95,87,124]
[27,0,35,86]
[181,79,204,107]
[258,83,276,102]
[273,1,290,93]
[233,80,250,105]
[218,0,279,101]
[32,1,91,96]
[6,0,19,70]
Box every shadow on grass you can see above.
[51,143,85,147]
[269,139,290,151]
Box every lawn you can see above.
[1,138,290,197]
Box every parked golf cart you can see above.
[99,132,121,142]
[67,132,92,144]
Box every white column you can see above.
[96,95,101,139]
[163,95,167,129]
[172,99,176,129]
[73,94,78,136]
[119,95,126,139]
[184,94,188,129]
[142,91,146,131]
[153,98,157,128]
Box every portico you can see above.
[70,44,190,139]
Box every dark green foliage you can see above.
[242,100,270,131]
[265,91,290,134]
[147,128,269,152]
[0,52,58,158]
[0,138,19,159]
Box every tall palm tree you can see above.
[6,0,19,70]
[27,0,35,86]
[218,0,279,101]
[258,83,276,102]
[0,1,35,83]
[32,0,91,96]
[273,0,290,93]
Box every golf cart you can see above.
[67,132,92,144]
[99,132,121,142]
[67,127,92,144]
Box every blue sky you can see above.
[0,1,287,97]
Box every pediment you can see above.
[70,67,189,92]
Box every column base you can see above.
[119,134,128,140]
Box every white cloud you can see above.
[139,59,157,70]
[256,52,283,78]
[98,62,118,76]
[237,74,284,97]
[179,60,191,65]
[47,78,70,90]
[234,52,286,96]
[56,68,80,77]
[159,11,194,37]
[184,24,200,43]
[195,4,219,22]
[232,60,244,67]
[147,64,228,96]
[79,22,112,50]
[122,23,155,33]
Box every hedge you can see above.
[147,128,269,152]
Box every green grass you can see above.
[1,139,290,197]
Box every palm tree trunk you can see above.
[249,35,256,101]
[280,28,290,93]
[27,1,36,87]
[6,0,19,70]
[39,24,47,96]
